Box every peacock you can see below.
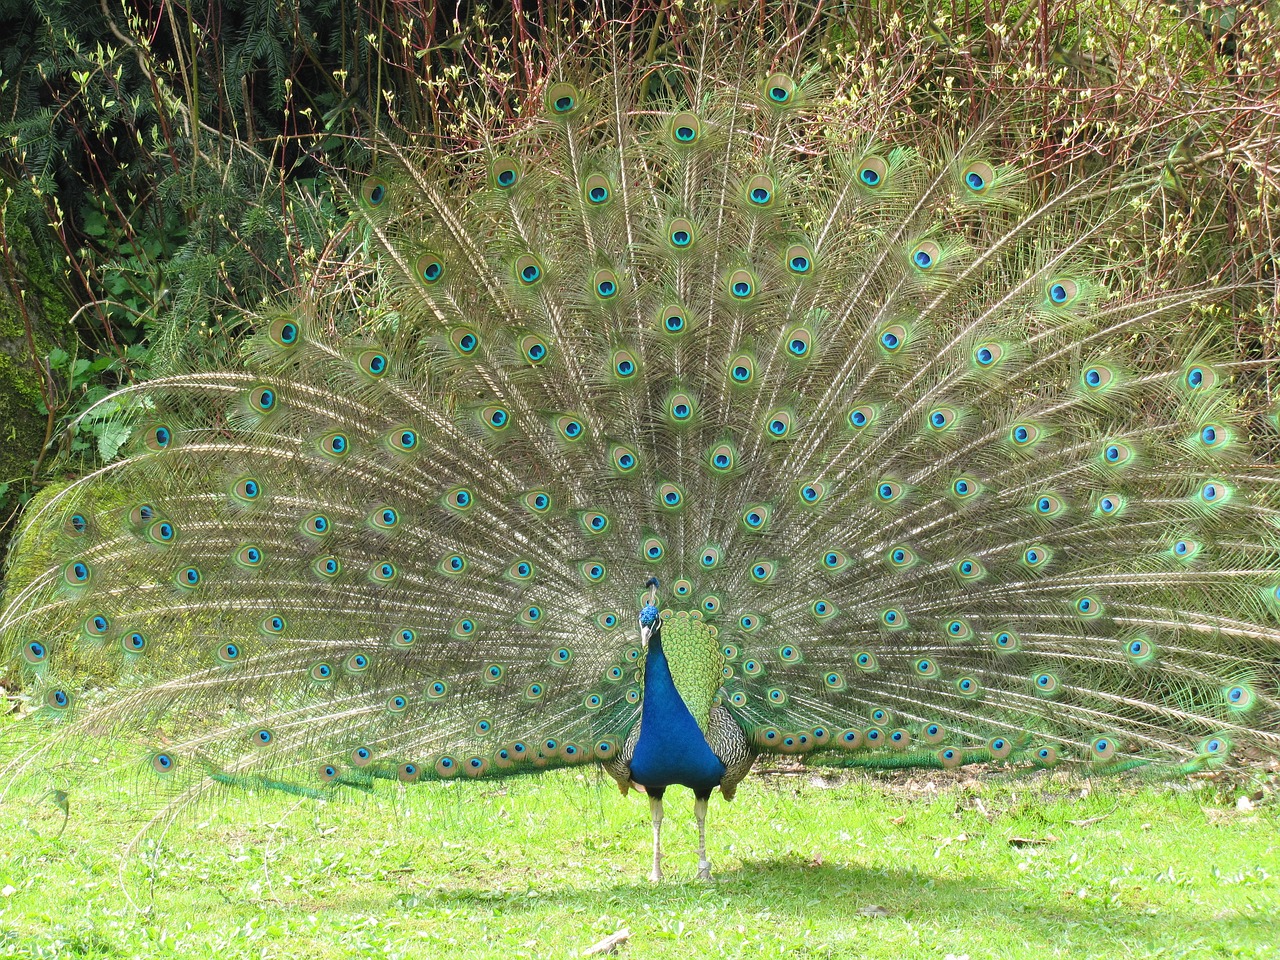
[3,6,1279,884]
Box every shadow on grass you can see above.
[338,857,1271,959]
[396,857,1065,918]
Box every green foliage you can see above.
[42,347,131,461]
[0,212,69,537]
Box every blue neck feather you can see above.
[628,626,726,792]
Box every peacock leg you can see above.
[648,788,665,881]
[694,793,712,880]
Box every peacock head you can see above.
[639,577,660,646]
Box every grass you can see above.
[0,732,1276,959]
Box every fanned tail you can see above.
[3,6,1278,846]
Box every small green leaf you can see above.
[96,422,131,461]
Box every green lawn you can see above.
[0,744,1276,959]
